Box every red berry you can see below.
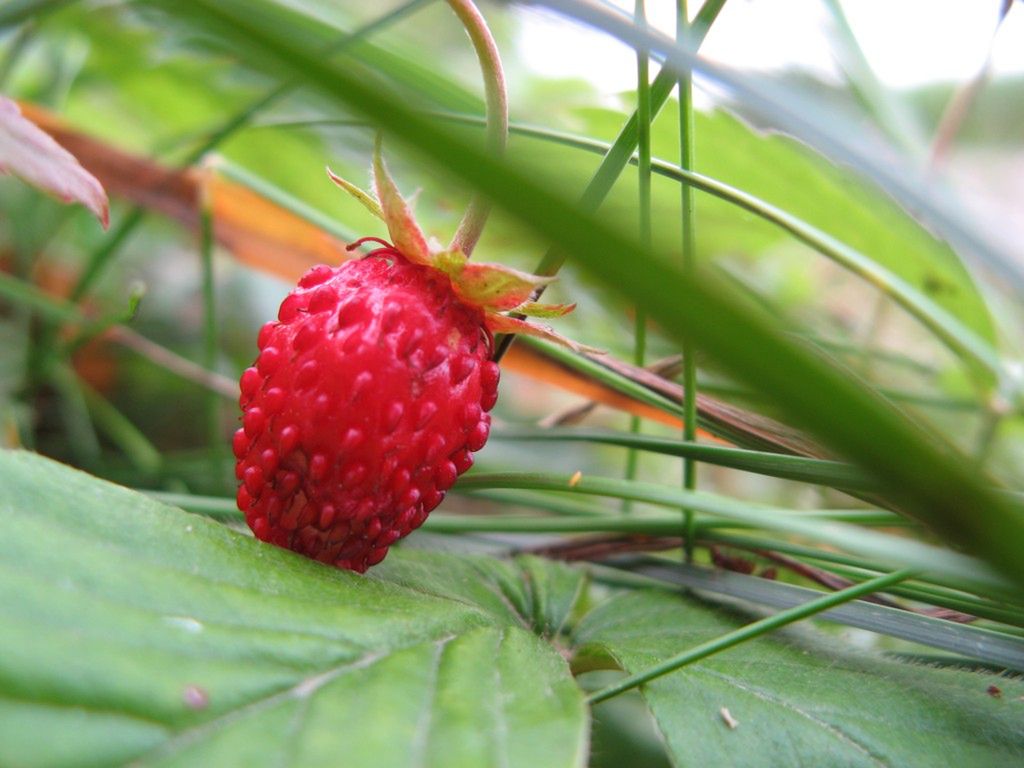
[235,245,498,573]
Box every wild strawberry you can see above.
[233,142,585,572]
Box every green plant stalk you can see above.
[0,272,82,325]
[623,0,653,510]
[444,0,507,256]
[492,426,873,490]
[690,533,1024,627]
[199,190,222,472]
[677,0,699,562]
[460,487,617,517]
[492,0,728,362]
[46,362,101,468]
[587,567,915,704]
[78,378,161,477]
[67,208,145,304]
[62,284,145,358]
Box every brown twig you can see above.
[105,325,237,399]
[538,354,682,428]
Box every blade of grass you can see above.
[492,426,873,490]
[800,562,1024,628]
[683,531,1024,625]
[460,487,617,517]
[78,377,161,477]
[46,362,101,469]
[198,182,225,480]
[521,338,825,457]
[678,0,699,560]
[623,0,653,510]
[587,567,916,704]
[820,0,926,153]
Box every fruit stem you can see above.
[445,0,508,257]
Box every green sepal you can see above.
[452,262,553,311]
[518,301,576,319]
[371,136,432,266]
[326,166,384,221]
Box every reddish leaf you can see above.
[518,301,576,318]
[0,96,108,228]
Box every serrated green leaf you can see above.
[575,589,1024,768]
[0,450,587,768]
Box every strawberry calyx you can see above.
[329,139,596,354]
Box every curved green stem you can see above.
[445,0,507,256]
[456,116,1002,383]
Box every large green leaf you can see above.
[0,450,587,768]
[574,589,1024,768]
[4,452,1024,766]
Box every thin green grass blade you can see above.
[493,426,872,489]
[587,567,916,703]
